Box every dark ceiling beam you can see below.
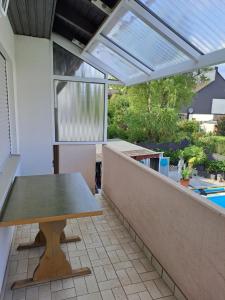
[91,0,112,15]
[56,3,98,33]
[55,13,94,40]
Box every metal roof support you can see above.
[52,33,125,84]
[98,35,153,75]
[124,0,201,61]
[91,0,112,15]
[127,47,225,86]
[55,13,94,40]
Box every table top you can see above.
[0,173,102,227]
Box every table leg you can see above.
[17,227,81,251]
[12,220,91,289]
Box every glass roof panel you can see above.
[104,11,188,70]
[53,43,105,78]
[140,0,225,54]
[89,42,145,80]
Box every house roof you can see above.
[181,69,225,114]
[7,0,225,85]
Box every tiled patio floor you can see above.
[3,194,176,300]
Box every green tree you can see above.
[108,72,202,143]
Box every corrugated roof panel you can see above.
[8,0,57,38]
[104,11,189,70]
[89,41,146,81]
[140,0,225,54]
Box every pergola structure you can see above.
[8,0,225,85]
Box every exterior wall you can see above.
[58,144,96,193]
[15,35,53,175]
[181,71,225,114]
[102,145,225,300]
[0,16,17,293]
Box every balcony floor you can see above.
[3,194,175,300]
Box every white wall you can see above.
[0,16,17,293]
[15,36,53,175]
[189,114,214,121]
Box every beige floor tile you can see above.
[144,281,162,299]
[112,286,128,299]
[74,277,88,296]
[26,286,39,300]
[38,284,51,300]
[126,268,142,284]
[123,283,146,295]
[139,271,160,282]
[52,287,76,300]
[93,266,107,282]
[51,280,63,292]
[99,279,121,291]
[139,291,153,300]
[116,269,131,286]
[103,264,117,280]
[85,275,99,293]
[77,292,102,300]
[154,278,172,297]
[101,289,116,300]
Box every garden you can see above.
[108,70,225,181]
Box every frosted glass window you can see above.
[90,42,144,80]
[140,0,225,54]
[53,43,105,78]
[55,80,105,142]
[105,11,188,70]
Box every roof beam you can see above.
[55,13,94,40]
[125,0,201,61]
[82,51,128,83]
[91,0,112,15]
[52,33,125,84]
[126,47,225,86]
[83,0,126,53]
[98,35,152,75]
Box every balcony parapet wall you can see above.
[102,145,225,300]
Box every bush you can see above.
[163,149,181,165]
[206,160,225,174]
[177,120,201,142]
[196,135,225,155]
[217,116,225,136]
[180,145,207,167]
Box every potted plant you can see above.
[180,166,192,187]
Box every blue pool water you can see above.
[207,194,225,208]
[194,187,225,208]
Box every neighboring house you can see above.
[181,67,225,132]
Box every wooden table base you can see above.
[12,220,91,289]
[11,267,91,289]
[17,229,81,251]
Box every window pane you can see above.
[53,43,105,78]
[140,0,225,54]
[55,80,105,142]
[104,11,188,70]
[89,42,145,80]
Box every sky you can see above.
[218,63,225,79]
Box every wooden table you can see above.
[0,173,102,289]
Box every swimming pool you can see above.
[194,187,225,209]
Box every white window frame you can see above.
[51,36,122,145]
